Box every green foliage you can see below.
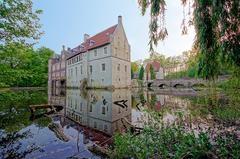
[138,0,240,80]
[0,43,54,87]
[112,87,240,158]
[131,62,140,73]
[113,122,239,158]
[131,62,141,79]
[144,52,182,66]
[218,76,240,90]
[0,90,48,132]
[138,65,144,80]
[194,1,220,80]
[131,68,134,79]
[0,89,48,158]
[138,0,167,50]
[149,94,157,108]
[165,67,198,80]
[149,64,156,79]
[186,87,240,124]
[0,82,9,88]
[0,0,42,45]
[112,112,240,159]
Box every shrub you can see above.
[111,111,240,159]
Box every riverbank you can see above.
[0,87,47,92]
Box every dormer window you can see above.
[89,40,95,46]
[79,45,85,51]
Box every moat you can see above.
[0,87,239,158]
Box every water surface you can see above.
[0,87,239,158]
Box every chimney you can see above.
[62,45,65,51]
[118,15,122,24]
[84,34,90,42]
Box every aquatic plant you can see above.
[111,110,240,159]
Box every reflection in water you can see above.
[48,88,191,137]
[49,89,132,136]
[1,87,237,158]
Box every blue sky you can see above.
[33,0,195,61]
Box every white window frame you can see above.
[89,65,92,75]
[104,47,107,54]
[102,63,106,72]
[94,49,97,56]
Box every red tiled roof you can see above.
[67,24,117,59]
[145,61,162,72]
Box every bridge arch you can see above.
[147,82,153,87]
[158,83,168,88]
[191,83,206,88]
[173,83,185,88]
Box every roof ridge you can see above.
[88,24,118,40]
[67,24,118,60]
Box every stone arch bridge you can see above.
[145,79,207,88]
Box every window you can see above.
[80,103,82,111]
[79,116,82,123]
[102,63,105,71]
[125,65,127,72]
[118,37,120,46]
[117,64,120,71]
[104,125,108,132]
[75,67,77,76]
[90,65,92,74]
[94,50,97,56]
[75,99,77,109]
[102,106,106,115]
[102,78,104,82]
[89,104,92,112]
[104,47,107,54]
[115,48,117,56]
[94,122,97,128]
[89,40,94,46]
[80,65,83,74]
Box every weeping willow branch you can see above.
[138,0,240,80]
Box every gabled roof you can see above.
[67,24,117,60]
[145,61,162,72]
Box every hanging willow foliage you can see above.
[138,0,168,51]
[138,0,240,80]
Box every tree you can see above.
[149,64,156,79]
[0,44,54,87]
[138,0,240,80]
[0,0,43,45]
[139,65,145,80]
[131,62,140,73]
[131,68,134,79]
